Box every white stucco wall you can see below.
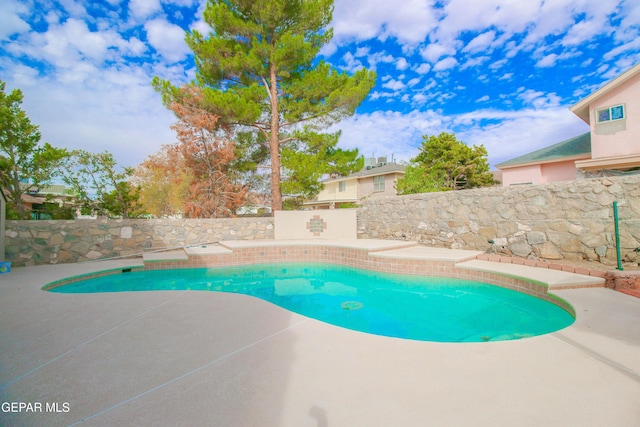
[274,210,357,240]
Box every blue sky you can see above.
[2,0,640,171]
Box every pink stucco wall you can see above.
[589,74,640,159]
[540,160,579,182]
[501,160,580,186]
[500,164,542,186]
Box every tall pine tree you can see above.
[153,0,375,211]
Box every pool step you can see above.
[184,244,233,256]
[456,260,605,290]
[371,246,483,262]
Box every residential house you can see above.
[497,63,640,185]
[496,133,592,186]
[21,184,77,219]
[304,158,405,209]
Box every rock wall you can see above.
[358,175,640,266]
[5,175,640,268]
[5,217,274,267]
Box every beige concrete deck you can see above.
[1,241,639,426]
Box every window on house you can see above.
[596,104,625,123]
[374,175,385,192]
[338,181,346,192]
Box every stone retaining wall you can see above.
[5,218,274,267]
[5,175,640,269]
[358,175,640,266]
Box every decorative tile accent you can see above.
[306,215,327,236]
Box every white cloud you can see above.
[617,0,640,42]
[184,0,210,35]
[369,91,397,101]
[333,104,590,168]
[3,62,40,88]
[436,0,540,43]
[0,0,30,39]
[334,104,590,170]
[0,6,195,170]
[428,0,624,71]
[463,30,496,54]
[382,79,406,91]
[364,51,395,71]
[124,37,148,56]
[561,19,601,46]
[518,88,561,109]
[454,107,589,166]
[433,57,458,71]
[57,0,89,19]
[355,46,370,57]
[190,18,211,36]
[16,70,177,168]
[395,57,409,70]
[342,51,364,72]
[460,56,490,70]
[129,0,163,19]
[3,0,638,177]
[420,43,455,63]
[412,93,428,104]
[537,53,559,68]
[65,19,114,60]
[8,17,137,74]
[489,59,508,71]
[332,109,447,162]
[145,18,190,63]
[415,63,431,74]
[536,51,580,68]
[331,0,438,47]
[423,80,437,91]
[604,37,640,60]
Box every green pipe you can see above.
[613,201,623,271]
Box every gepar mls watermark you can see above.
[1,401,70,413]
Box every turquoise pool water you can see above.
[47,263,574,342]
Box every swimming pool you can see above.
[46,263,574,342]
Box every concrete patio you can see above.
[1,242,639,426]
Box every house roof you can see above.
[21,193,45,204]
[495,132,591,169]
[571,63,640,123]
[325,162,406,182]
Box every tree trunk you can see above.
[269,62,283,212]
[10,172,27,220]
